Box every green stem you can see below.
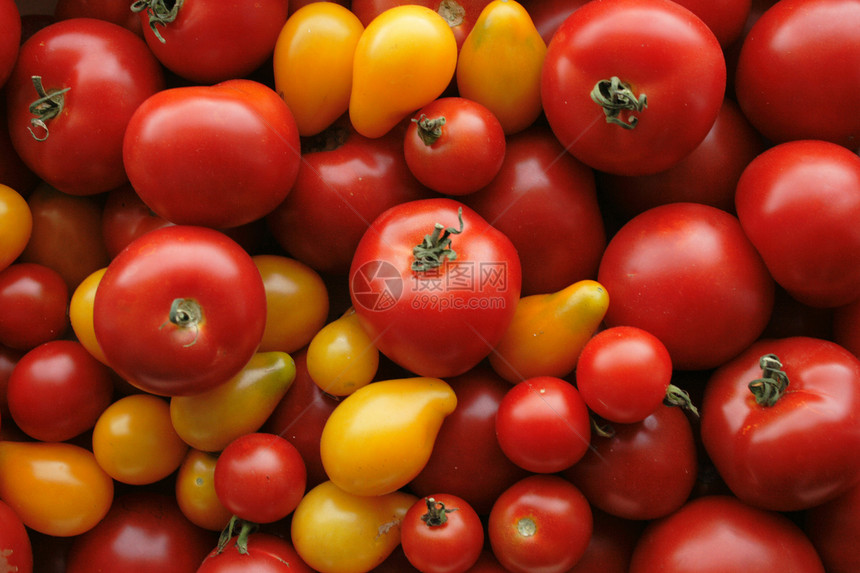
[663,384,700,418]
[421,497,458,527]
[413,114,446,146]
[27,76,70,142]
[130,0,184,43]
[590,76,647,129]
[748,354,789,407]
[411,207,464,272]
[216,515,259,555]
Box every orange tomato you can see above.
[0,183,31,272]
[68,267,108,364]
[175,448,232,531]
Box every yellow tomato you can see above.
[92,394,189,485]
[0,440,113,537]
[69,266,108,364]
[0,183,32,272]
[489,279,610,383]
[273,2,364,136]
[349,5,458,138]
[254,254,329,353]
[456,0,547,134]
[306,308,379,396]
[291,480,417,573]
[175,448,232,531]
[320,377,456,496]
[170,351,296,452]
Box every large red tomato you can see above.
[701,337,860,512]
[541,0,725,175]
[93,226,267,396]
[349,198,521,378]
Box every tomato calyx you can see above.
[663,384,700,418]
[421,497,459,527]
[748,354,790,407]
[590,76,648,130]
[411,207,465,272]
[163,297,202,347]
[131,0,185,44]
[413,114,447,146]
[217,515,260,555]
[437,0,466,28]
[27,76,70,142]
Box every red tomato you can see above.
[408,366,530,516]
[7,340,113,442]
[735,140,860,308]
[198,532,313,573]
[629,496,826,573]
[123,79,301,229]
[0,344,21,419]
[54,0,143,35]
[522,0,590,45]
[5,18,164,195]
[0,0,19,90]
[132,0,289,83]
[0,262,68,351]
[349,198,521,378]
[488,474,592,573]
[101,185,173,259]
[495,376,591,473]
[575,326,673,424]
[541,0,726,175]
[833,297,860,359]
[0,498,32,573]
[568,509,643,573]
[65,492,215,573]
[351,0,493,48]
[597,202,774,370]
[701,337,860,512]
[462,124,605,295]
[805,480,860,573]
[266,118,431,276]
[214,432,307,525]
[563,404,698,520]
[401,494,484,573]
[734,0,860,148]
[671,0,751,47]
[93,226,267,396]
[404,97,505,195]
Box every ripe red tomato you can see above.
[568,509,644,573]
[462,124,605,296]
[123,79,301,229]
[54,0,143,35]
[0,262,68,351]
[805,480,860,573]
[488,474,592,573]
[563,404,698,521]
[597,202,774,370]
[0,0,20,90]
[734,0,860,148]
[93,225,267,396]
[100,185,173,259]
[575,326,673,424]
[6,18,164,195]
[349,198,521,378]
[400,494,484,573]
[7,340,113,442]
[522,0,590,45]
[495,375,591,473]
[701,337,860,512]
[0,498,32,573]
[404,97,505,195]
[629,495,826,573]
[214,432,307,525]
[198,532,313,573]
[735,140,860,308]
[541,0,726,175]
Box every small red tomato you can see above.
[401,494,484,573]
[0,262,68,351]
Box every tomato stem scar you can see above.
[590,76,647,129]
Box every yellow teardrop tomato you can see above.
[92,394,189,485]
[0,184,32,272]
[68,266,108,364]
[170,351,296,452]
[273,2,364,136]
[306,308,379,396]
[254,254,329,354]
[349,5,458,138]
[291,480,417,573]
[456,0,546,134]
[320,377,457,496]
[490,279,609,383]
[0,440,113,537]
[175,448,232,531]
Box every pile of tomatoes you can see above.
[0,0,859,571]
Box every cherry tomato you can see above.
[0,262,68,351]
[175,448,232,532]
[100,185,173,259]
[306,307,380,397]
[488,474,592,573]
[0,183,30,272]
[93,225,267,396]
[495,375,591,473]
[7,340,113,442]
[401,494,484,573]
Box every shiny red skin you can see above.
[198,533,313,573]
[0,262,68,351]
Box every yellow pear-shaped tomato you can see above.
[306,307,379,397]
[170,351,296,452]
[456,0,546,134]
[273,2,364,136]
[349,5,458,138]
[291,480,417,573]
[490,279,610,383]
[69,267,108,364]
[0,441,114,537]
[320,377,457,496]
